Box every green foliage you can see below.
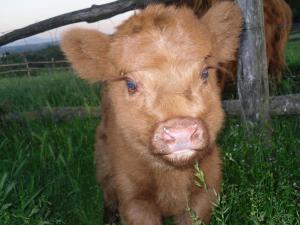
[0,53,24,64]
[194,162,208,191]
[211,118,300,225]
[0,119,103,225]
[187,206,205,225]
[186,162,207,225]
[285,41,300,71]
[1,116,299,225]
[25,45,65,62]
[275,40,300,95]
[0,71,101,112]
[0,45,65,65]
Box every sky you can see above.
[0,0,134,46]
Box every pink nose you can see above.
[152,118,209,155]
[162,125,199,149]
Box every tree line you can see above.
[0,45,65,65]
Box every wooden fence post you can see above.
[51,58,55,68]
[235,0,271,131]
[24,58,31,77]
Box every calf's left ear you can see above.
[201,2,243,63]
[61,28,115,82]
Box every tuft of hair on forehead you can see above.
[115,4,199,36]
[107,4,212,74]
[174,0,220,17]
[113,2,242,65]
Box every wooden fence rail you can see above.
[0,59,70,75]
[1,94,299,123]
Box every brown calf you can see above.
[177,0,292,92]
[61,2,242,225]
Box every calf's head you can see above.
[61,2,242,167]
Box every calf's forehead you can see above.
[110,6,213,74]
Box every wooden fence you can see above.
[0,59,70,76]
[1,94,299,123]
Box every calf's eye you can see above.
[201,68,209,81]
[126,78,138,94]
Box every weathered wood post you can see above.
[235,0,271,131]
[24,58,31,77]
[51,57,55,75]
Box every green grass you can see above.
[214,118,300,225]
[286,40,300,68]
[278,40,300,95]
[0,119,103,225]
[1,117,299,225]
[0,71,100,112]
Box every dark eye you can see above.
[126,78,138,94]
[201,68,209,81]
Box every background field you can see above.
[0,41,300,224]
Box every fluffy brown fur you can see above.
[177,0,292,92]
[61,3,242,225]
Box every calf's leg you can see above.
[119,199,162,225]
[103,204,119,225]
[94,127,119,224]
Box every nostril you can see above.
[190,126,199,141]
[162,127,175,143]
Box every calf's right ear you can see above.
[61,28,115,82]
[201,2,243,63]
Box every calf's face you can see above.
[61,3,242,167]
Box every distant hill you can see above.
[0,35,59,54]
[0,41,59,54]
